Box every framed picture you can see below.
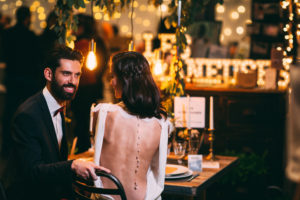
[187,21,222,58]
[187,21,222,44]
[251,41,269,56]
[253,3,281,21]
[262,24,280,37]
[246,23,261,35]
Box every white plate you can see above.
[165,170,193,180]
[165,164,189,176]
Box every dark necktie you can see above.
[60,110,68,160]
[54,106,65,117]
[54,106,68,160]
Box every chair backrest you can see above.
[73,170,127,200]
[0,180,8,200]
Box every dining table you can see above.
[69,151,238,200]
[163,155,239,200]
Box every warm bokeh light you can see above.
[154,61,163,76]
[147,5,155,12]
[38,13,46,20]
[78,7,86,13]
[133,1,139,7]
[86,51,97,71]
[94,13,102,20]
[93,6,100,12]
[40,21,47,29]
[216,4,225,13]
[161,4,168,12]
[224,28,232,36]
[237,5,245,13]
[103,13,110,21]
[128,12,136,18]
[33,1,40,7]
[16,0,22,6]
[139,5,147,11]
[37,6,44,13]
[121,25,129,33]
[113,12,121,19]
[231,11,239,19]
[2,4,8,10]
[143,19,150,27]
[236,26,244,35]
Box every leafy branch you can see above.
[53,0,223,118]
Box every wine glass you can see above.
[173,141,187,164]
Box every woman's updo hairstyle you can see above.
[111,51,166,119]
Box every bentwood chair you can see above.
[72,170,127,200]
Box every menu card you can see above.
[174,97,205,128]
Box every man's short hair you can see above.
[16,6,31,23]
[45,45,83,72]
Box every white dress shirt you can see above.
[43,87,64,149]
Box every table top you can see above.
[69,151,238,197]
[164,155,239,196]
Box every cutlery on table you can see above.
[187,173,200,182]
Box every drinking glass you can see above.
[188,129,201,154]
[173,141,187,164]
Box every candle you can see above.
[89,103,95,133]
[187,95,191,129]
[209,96,214,129]
[177,0,182,27]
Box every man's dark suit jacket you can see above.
[4,91,74,200]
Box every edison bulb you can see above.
[154,61,163,76]
[86,51,97,70]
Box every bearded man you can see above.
[2,45,109,200]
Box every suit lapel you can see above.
[38,92,61,159]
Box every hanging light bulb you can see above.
[86,39,97,71]
[128,40,135,51]
[128,0,135,51]
[154,49,163,76]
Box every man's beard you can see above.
[50,77,77,101]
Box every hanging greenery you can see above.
[54,0,222,49]
[54,0,223,117]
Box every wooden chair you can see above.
[73,170,127,200]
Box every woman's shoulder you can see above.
[93,103,120,112]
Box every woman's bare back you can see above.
[98,107,162,200]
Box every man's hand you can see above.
[71,159,110,180]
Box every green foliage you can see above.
[54,0,83,44]
[219,150,269,186]
[161,58,185,117]
[53,0,222,117]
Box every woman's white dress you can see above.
[92,103,170,200]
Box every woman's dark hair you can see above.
[111,51,167,119]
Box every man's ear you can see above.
[44,67,53,82]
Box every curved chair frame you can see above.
[73,170,127,200]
